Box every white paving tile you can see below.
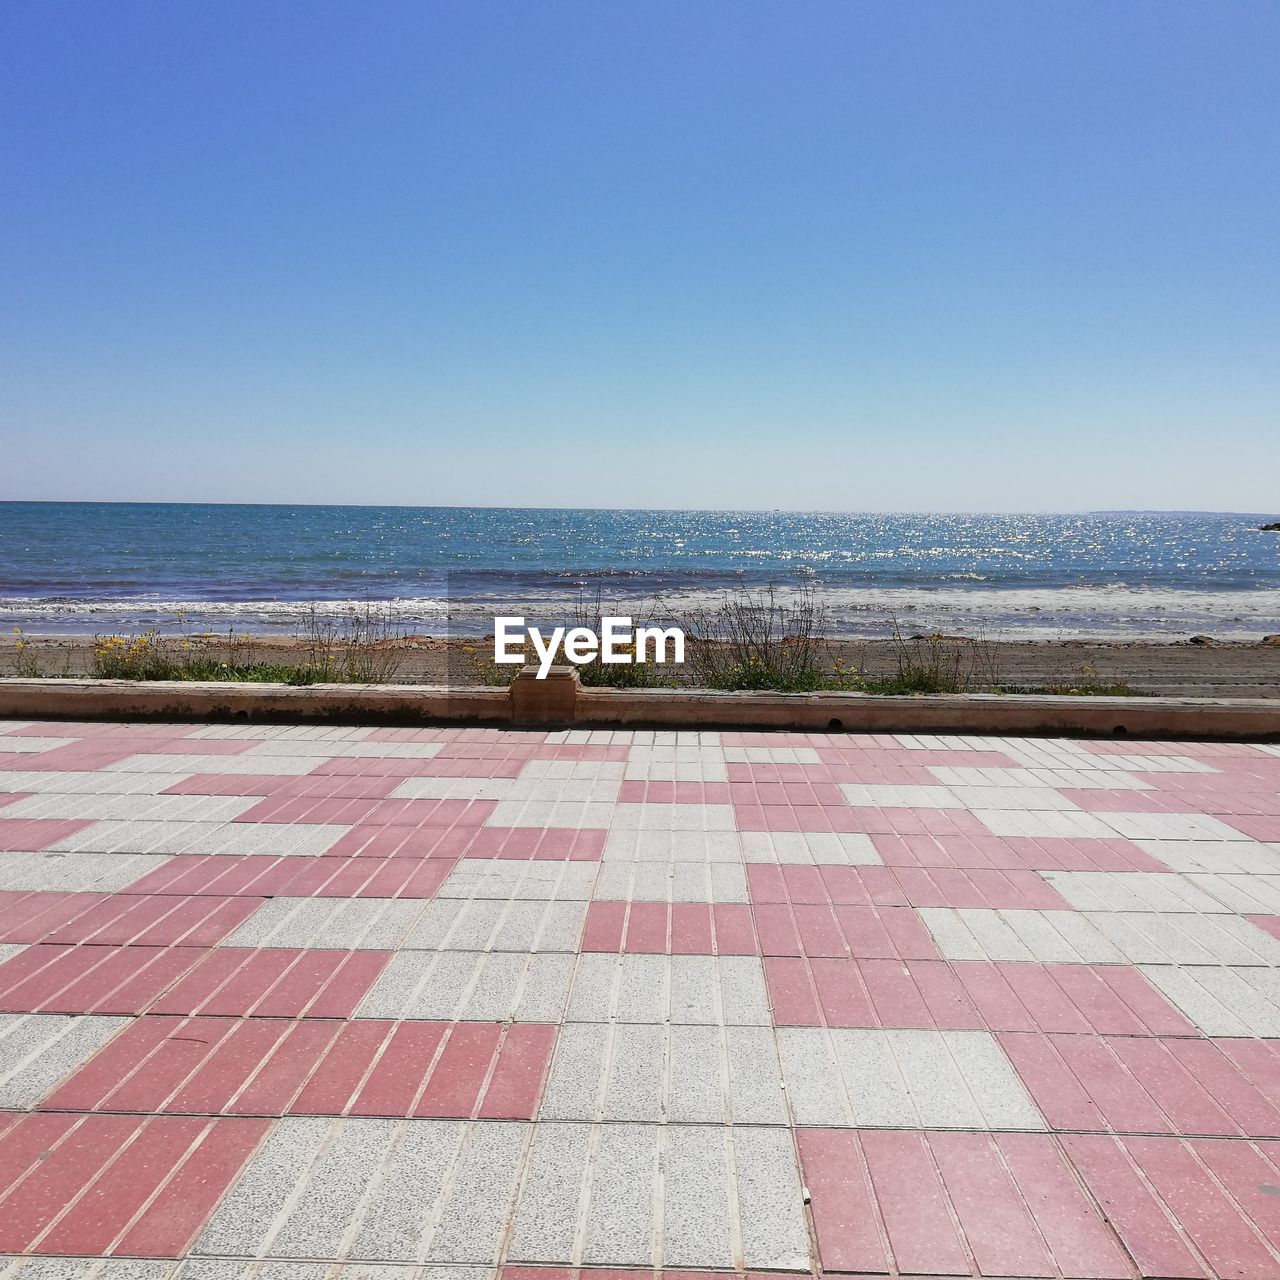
[839,783,962,809]
[188,725,376,741]
[603,829,743,862]
[356,951,575,1022]
[1140,965,1280,1036]
[401,898,587,951]
[0,1013,128,1108]
[0,850,171,892]
[1041,870,1228,913]
[0,793,258,823]
[434,858,599,900]
[1086,754,1220,774]
[540,1022,787,1124]
[0,736,79,753]
[776,1027,1045,1130]
[222,898,429,949]
[722,746,822,765]
[927,765,1155,790]
[196,1117,525,1264]
[739,830,882,865]
[623,745,729,782]
[948,785,1085,811]
[972,808,1122,839]
[387,777,515,801]
[1093,811,1255,842]
[1135,839,1280,874]
[1184,872,1280,915]
[102,754,319,776]
[918,907,1124,963]
[483,797,616,829]
[0,770,199,795]
[499,769,622,803]
[1086,911,1280,965]
[516,758,627,782]
[564,954,771,1025]
[47,819,350,856]
[592,859,748,903]
[508,1121,808,1270]
[608,802,737,832]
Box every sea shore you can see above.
[4,632,1278,699]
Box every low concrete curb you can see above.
[2,669,1278,739]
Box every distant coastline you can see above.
[2,502,1278,641]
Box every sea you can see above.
[1,502,1278,641]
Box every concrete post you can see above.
[509,664,579,725]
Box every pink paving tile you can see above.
[0,944,208,1014]
[267,855,456,898]
[0,818,94,851]
[1003,1033,1280,1138]
[414,1022,501,1116]
[146,948,390,1018]
[1077,739,1262,757]
[1249,915,1280,943]
[764,954,1194,1034]
[7,893,261,946]
[799,1127,1134,1279]
[463,826,607,860]
[526,743,630,761]
[137,739,256,755]
[580,900,750,956]
[617,780,734,804]
[326,823,479,858]
[478,1023,558,1119]
[1059,787,1219,814]
[779,805,991,837]
[728,778,850,807]
[159,773,299,796]
[357,796,498,827]
[766,957,972,1029]
[581,900,626,951]
[123,854,306,896]
[952,961,1198,1037]
[349,1022,446,1115]
[239,794,498,827]
[0,744,141,772]
[0,1111,267,1258]
[290,1020,387,1113]
[54,1016,560,1119]
[872,831,1164,872]
[230,794,386,824]
[1064,1134,1280,1279]
[167,772,406,800]
[315,754,525,778]
[366,727,455,742]
[752,897,940,960]
[0,891,107,942]
[1219,814,1280,841]
[746,862,1068,910]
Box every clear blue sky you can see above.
[2,2,1277,511]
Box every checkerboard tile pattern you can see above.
[2,719,1280,1277]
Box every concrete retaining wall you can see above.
[1,669,1278,739]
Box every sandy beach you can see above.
[4,632,1278,699]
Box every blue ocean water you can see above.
[1,502,1278,639]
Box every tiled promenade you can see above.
[1,719,1279,1280]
